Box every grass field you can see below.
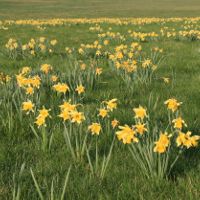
[1,1,200,200]
[1,0,200,19]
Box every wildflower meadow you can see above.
[0,0,200,199]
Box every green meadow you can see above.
[1,0,200,19]
[0,1,200,200]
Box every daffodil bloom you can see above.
[142,59,152,68]
[164,98,182,112]
[39,44,46,51]
[58,110,71,121]
[38,107,51,118]
[111,119,119,129]
[40,64,52,74]
[59,101,76,112]
[21,66,31,75]
[88,123,101,135]
[75,85,85,95]
[0,73,11,84]
[176,131,187,147]
[16,75,30,88]
[35,115,46,127]
[22,44,27,50]
[172,117,187,130]
[190,135,200,147]
[70,111,85,124]
[128,52,133,58]
[98,108,108,118]
[80,63,86,70]
[50,39,57,46]
[28,39,35,49]
[25,86,34,95]
[154,133,170,153]
[162,77,170,84]
[105,98,117,111]
[95,67,103,75]
[16,74,28,87]
[51,75,58,82]
[150,65,157,71]
[30,50,35,55]
[35,106,51,128]
[134,123,147,135]
[22,101,34,114]
[65,47,72,54]
[96,50,101,56]
[30,76,41,88]
[116,51,123,59]
[5,75,11,83]
[39,37,46,43]
[133,105,147,120]
[116,125,138,144]
[53,83,70,94]
[103,40,109,45]
[176,131,200,148]
[78,48,84,54]
[115,61,121,69]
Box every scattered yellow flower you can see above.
[172,117,187,130]
[22,101,34,114]
[51,75,58,82]
[39,37,45,43]
[35,106,51,127]
[98,108,108,118]
[133,105,147,120]
[38,106,51,118]
[58,109,71,121]
[88,123,101,135]
[35,115,46,127]
[75,85,85,95]
[59,101,76,112]
[134,123,147,135]
[142,59,151,68]
[53,83,70,94]
[41,64,52,74]
[105,98,117,111]
[154,133,170,153]
[21,66,31,75]
[111,119,119,129]
[95,67,103,75]
[116,125,138,144]
[162,77,170,84]
[25,86,34,95]
[103,40,109,45]
[164,98,182,112]
[71,111,85,124]
[50,39,57,46]
[176,131,200,148]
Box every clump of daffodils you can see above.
[108,42,163,86]
[35,106,51,127]
[53,83,70,94]
[5,37,58,59]
[58,100,85,124]
[115,99,199,179]
[16,67,41,94]
[116,105,147,144]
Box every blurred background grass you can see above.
[1,0,200,19]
